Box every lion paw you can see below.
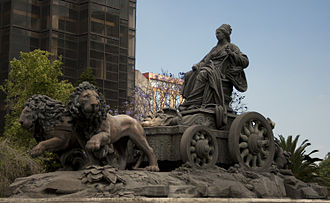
[31,145,44,157]
[144,165,160,172]
[86,139,101,151]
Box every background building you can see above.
[142,72,183,112]
[0,0,136,131]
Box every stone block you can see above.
[309,183,328,199]
[168,185,200,198]
[300,187,322,199]
[252,175,285,198]
[136,185,169,197]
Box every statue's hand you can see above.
[225,46,234,56]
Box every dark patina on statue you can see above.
[67,82,159,172]
[11,24,327,200]
[19,83,160,172]
[180,24,249,112]
[142,24,280,172]
[19,95,86,170]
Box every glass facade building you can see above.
[0,0,136,131]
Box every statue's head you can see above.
[67,81,107,121]
[216,24,232,42]
[19,94,66,133]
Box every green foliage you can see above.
[319,153,330,178]
[0,139,42,197]
[315,153,330,198]
[76,67,97,86]
[0,49,74,149]
[0,49,74,188]
[276,135,322,182]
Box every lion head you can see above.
[67,81,107,128]
[19,95,67,139]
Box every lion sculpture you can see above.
[19,94,86,170]
[67,82,159,172]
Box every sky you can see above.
[135,0,330,159]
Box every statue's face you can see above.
[78,89,100,119]
[216,29,226,41]
[19,106,35,132]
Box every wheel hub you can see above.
[196,139,211,159]
[248,133,261,155]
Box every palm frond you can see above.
[276,134,320,182]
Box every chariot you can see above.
[144,108,276,172]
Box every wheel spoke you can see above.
[239,142,248,149]
[241,149,249,159]
[248,121,254,133]
[253,121,260,132]
[257,127,267,138]
[209,146,214,154]
[193,134,198,140]
[260,140,269,147]
[252,155,257,167]
[240,133,248,141]
[261,148,269,158]
[190,146,195,152]
[245,154,253,166]
[257,153,264,166]
[208,155,213,161]
[243,126,250,136]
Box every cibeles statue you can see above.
[142,24,249,128]
[180,24,249,113]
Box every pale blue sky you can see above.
[135,0,330,159]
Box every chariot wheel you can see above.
[228,112,275,171]
[180,125,218,167]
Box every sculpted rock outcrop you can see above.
[9,164,327,199]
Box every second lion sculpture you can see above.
[19,94,86,170]
[67,82,160,172]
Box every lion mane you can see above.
[23,94,86,170]
[24,94,67,140]
[67,82,107,137]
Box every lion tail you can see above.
[132,152,145,170]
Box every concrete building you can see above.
[0,0,136,131]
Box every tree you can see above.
[121,86,154,121]
[118,71,183,121]
[0,49,74,149]
[316,153,330,197]
[319,153,330,178]
[75,67,96,86]
[230,90,248,114]
[276,135,322,182]
[153,72,183,111]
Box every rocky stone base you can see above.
[8,164,327,199]
[1,198,329,203]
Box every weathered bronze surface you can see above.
[12,24,326,200]
[67,82,159,172]
[19,95,86,170]
[180,24,249,111]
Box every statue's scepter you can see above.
[213,54,230,129]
